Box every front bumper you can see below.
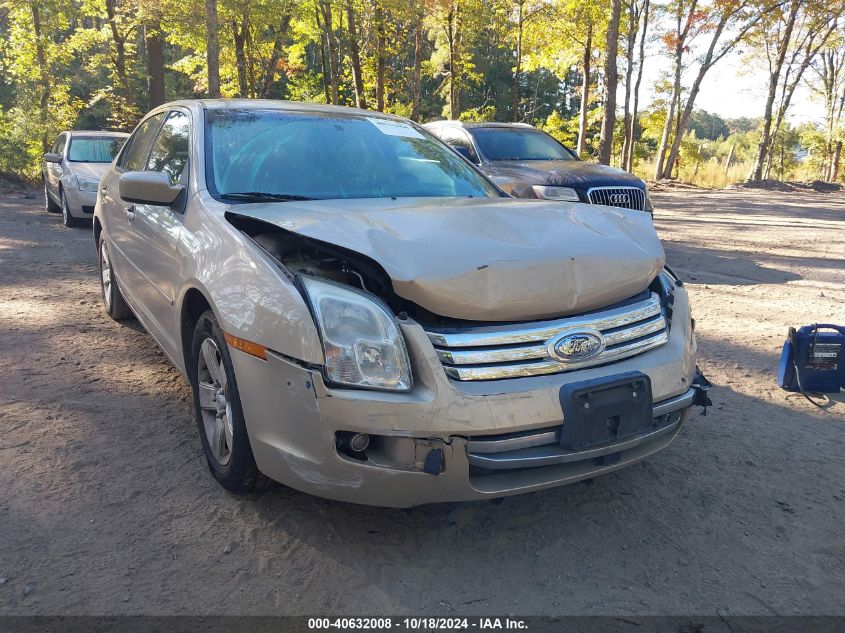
[231,287,698,507]
[63,187,97,218]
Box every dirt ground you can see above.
[0,189,843,616]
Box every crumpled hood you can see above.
[228,196,664,322]
[487,160,645,190]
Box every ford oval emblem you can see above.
[548,329,605,364]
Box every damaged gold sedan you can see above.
[93,100,709,506]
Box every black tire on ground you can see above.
[97,236,133,321]
[190,310,269,493]
[44,182,61,213]
[61,189,83,228]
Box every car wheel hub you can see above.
[197,338,233,466]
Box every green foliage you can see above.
[0,0,839,186]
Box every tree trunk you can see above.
[446,2,462,119]
[260,13,292,98]
[104,0,132,105]
[205,0,221,98]
[511,0,524,122]
[830,140,842,182]
[625,0,649,171]
[749,0,800,181]
[144,21,166,108]
[598,0,621,166]
[576,22,592,157]
[724,143,735,175]
[374,1,386,111]
[319,1,339,104]
[232,15,248,97]
[314,5,331,103]
[31,4,51,152]
[661,18,729,178]
[346,0,367,109]
[654,41,682,179]
[620,0,639,170]
[410,13,423,121]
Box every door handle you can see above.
[123,206,135,221]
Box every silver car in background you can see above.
[43,131,129,227]
[94,100,709,507]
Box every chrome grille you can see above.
[588,186,645,211]
[425,294,668,381]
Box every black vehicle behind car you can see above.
[424,121,653,214]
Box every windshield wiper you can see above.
[220,191,315,202]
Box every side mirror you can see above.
[119,171,184,206]
[43,153,62,163]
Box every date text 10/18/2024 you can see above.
[307,617,529,630]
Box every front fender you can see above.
[179,193,324,366]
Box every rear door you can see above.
[118,109,192,359]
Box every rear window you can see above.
[67,137,126,163]
[471,128,575,161]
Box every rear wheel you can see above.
[44,182,60,213]
[98,236,132,320]
[61,189,83,227]
[190,310,268,493]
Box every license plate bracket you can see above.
[559,372,653,451]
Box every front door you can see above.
[46,134,67,199]
[118,109,192,361]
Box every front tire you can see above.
[190,311,268,493]
[44,182,60,213]
[61,189,83,227]
[98,236,132,320]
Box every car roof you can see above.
[65,130,130,138]
[423,121,536,130]
[155,99,410,122]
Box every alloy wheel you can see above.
[100,241,112,310]
[197,338,234,466]
[61,192,70,225]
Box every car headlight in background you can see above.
[300,275,412,391]
[78,178,99,192]
[531,185,580,202]
[644,186,654,214]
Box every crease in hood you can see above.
[225,196,665,322]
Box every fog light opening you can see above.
[350,433,370,452]
[336,431,369,461]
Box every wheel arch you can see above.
[93,216,102,249]
[179,285,216,378]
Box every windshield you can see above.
[67,136,125,163]
[206,109,500,200]
[471,128,575,161]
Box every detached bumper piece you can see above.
[465,388,695,487]
[691,367,713,414]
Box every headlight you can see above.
[300,275,412,391]
[531,185,580,201]
[644,186,654,214]
[78,178,99,192]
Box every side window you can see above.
[120,113,166,172]
[53,134,67,155]
[146,111,190,186]
[441,128,479,164]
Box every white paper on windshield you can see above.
[366,117,425,139]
